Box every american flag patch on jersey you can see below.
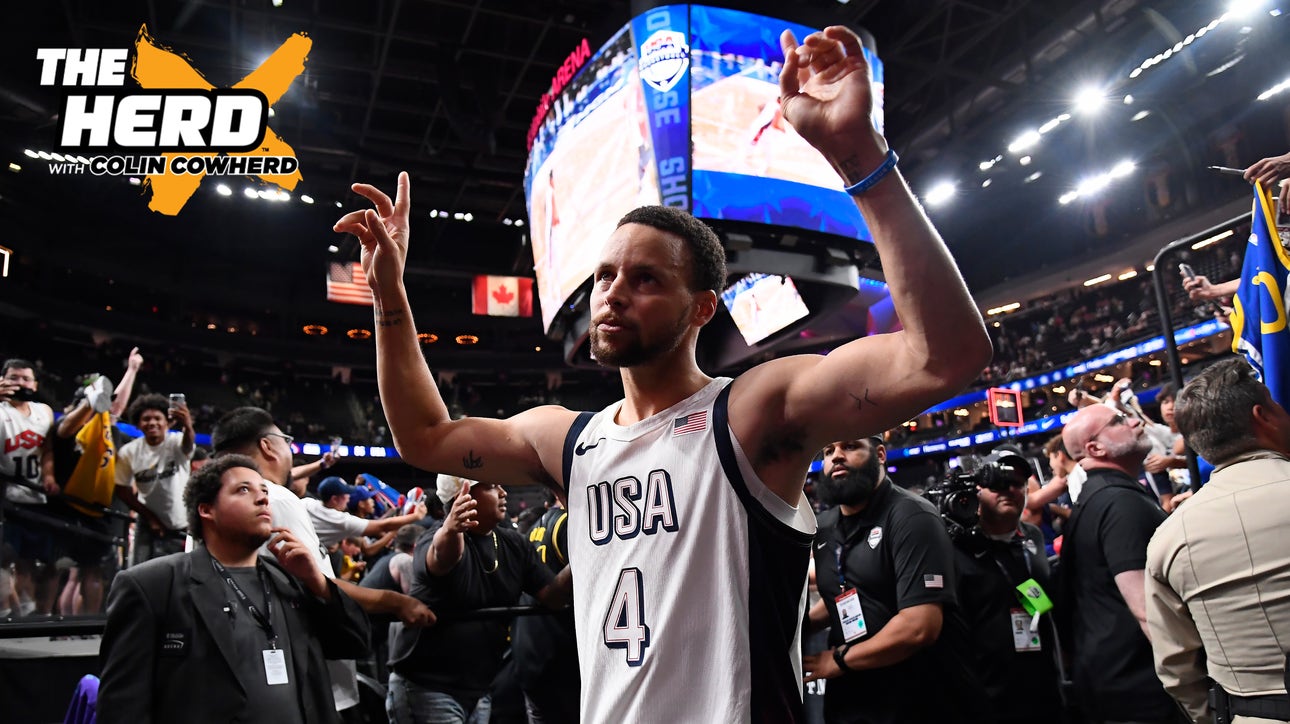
[923,574,944,589]
[672,411,708,436]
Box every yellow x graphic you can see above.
[132,25,310,215]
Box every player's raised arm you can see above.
[334,173,576,487]
[735,27,991,462]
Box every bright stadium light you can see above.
[924,181,957,207]
[1110,160,1136,178]
[1074,86,1106,115]
[1008,130,1041,154]
[1227,0,1265,19]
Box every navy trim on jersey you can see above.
[711,383,813,545]
[561,412,595,490]
[713,381,811,723]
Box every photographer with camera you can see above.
[940,450,1064,724]
[803,436,983,724]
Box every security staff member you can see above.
[1061,404,1178,723]
[804,437,982,724]
[513,501,580,723]
[1147,358,1290,724]
[952,451,1064,724]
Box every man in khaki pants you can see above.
[1146,357,1290,724]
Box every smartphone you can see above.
[1179,263,1196,280]
[330,436,343,454]
[168,393,186,410]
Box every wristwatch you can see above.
[832,643,854,673]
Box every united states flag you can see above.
[923,574,944,589]
[672,411,708,436]
[326,262,373,306]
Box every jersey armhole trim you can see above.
[713,384,814,546]
[561,411,595,490]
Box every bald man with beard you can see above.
[1060,405,1180,724]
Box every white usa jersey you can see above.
[1,401,55,504]
[564,378,816,723]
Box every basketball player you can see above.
[746,98,788,175]
[336,26,991,722]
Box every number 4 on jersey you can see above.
[603,567,650,666]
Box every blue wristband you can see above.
[843,149,899,196]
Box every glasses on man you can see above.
[263,431,295,446]
[1089,412,1130,441]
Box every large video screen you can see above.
[721,273,811,345]
[524,4,884,333]
[689,5,883,239]
[524,24,659,332]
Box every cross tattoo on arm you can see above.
[848,388,877,411]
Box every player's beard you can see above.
[823,453,884,507]
[590,307,690,369]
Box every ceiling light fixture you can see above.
[1073,86,1106,115]
[1192,229,1235,249]
[924,181,957,207]
[1007,130,1041,154]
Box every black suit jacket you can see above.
[98,546,371,724]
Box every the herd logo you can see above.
[638,30,689,93]
[38,25,310,215]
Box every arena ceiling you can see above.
[2,0,1283,374]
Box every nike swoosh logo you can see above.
[575,437,606,456]
[816,542,828,550]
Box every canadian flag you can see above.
[472,275,534,317]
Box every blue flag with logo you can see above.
[1230,182,1290,406]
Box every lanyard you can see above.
[989,536,1034,586]
[834,541,851,592]
[211,558,278,649]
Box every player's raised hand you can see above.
[333,171,411,300]
[778,26,887,176]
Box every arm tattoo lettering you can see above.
[836,154,869,186]
[376,309,405,328]
[848,388,878,411]
[462,450,483,470]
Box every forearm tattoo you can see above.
[835,154,871,186]
[376,308,405,327]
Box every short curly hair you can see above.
[127,393,170,427]
[616,206,727,294]
[185,453,261,540]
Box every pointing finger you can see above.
[778,29,802,102]
[394,171,411,216]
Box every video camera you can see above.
[924,450,1033,543]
